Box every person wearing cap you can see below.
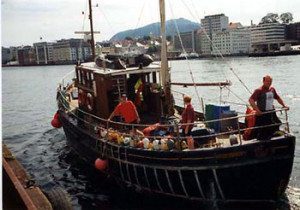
[108,94,140,124]
[249,75,289,140]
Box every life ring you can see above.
[78,89,86,106]
[86,93,94,111]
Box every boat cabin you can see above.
[75,61,166,125]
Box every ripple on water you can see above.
[3,60,300,209]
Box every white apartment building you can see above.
[251,23,285,44]
[9,47,18,61]
[212,28,251,55]
[250,23,286,52]
[201,14,229,34]
[200,14,229,55]
[53,40,72,62]
[47,43,54,63]
[53,39,91,63]
[33,42,46,64]
[199,30,212,55]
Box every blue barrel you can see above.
[205,104,215,128]
[205,104,230,132]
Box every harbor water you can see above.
[2,55,300,209]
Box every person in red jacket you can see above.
[181,95,195,136]
[249,75,289,140]
[108,94,140,124]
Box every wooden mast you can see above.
[159,0,174,116]
[88,0,96,60]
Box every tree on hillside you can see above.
[280,12,293,24]
[125,36,133,41]
[259,13,279,24]
[143,35,151,41]
[166,35,172,42]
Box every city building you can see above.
[2,47,11,64]
[198,29,212,55]
[286,22,300,43]
[201,14,229,33]
[212,27,251,55]
[52,39,91,64]
[17,46,36,65]
[200,14,229,55]
[173,30,198,53]
[9,47,18,62]
[34,42,45,64]
[47,42,54,63]
[250,23,290,52]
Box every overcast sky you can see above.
[1,0,300,47]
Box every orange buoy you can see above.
[95,158,108,171]
[54,112,59,120]
[51,118,62,128]
[51,112,62,128]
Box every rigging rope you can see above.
[97,4,117,40]
[179,0,227,82]
[78,0,89,60]
[179,0,252,98]
[167,1,203,113]
[132,1,147,37]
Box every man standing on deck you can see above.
[249,75,289,140]
[108,94,140,125]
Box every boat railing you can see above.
[58,70,76,90]
[58,90,290,149]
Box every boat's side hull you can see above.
[59,110,295,202]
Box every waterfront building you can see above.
[250,23,288,53]
[173,30,198,53]
[194,29,202,54]
[52,39,91,64]
[33,42,46,64]
[200,14,229,55]
[2,47,10,64]
[286,22,300,43]
[198,29,211,56]
[9,47,18,62]
[47,42,54,63]
[17,46,36,65]
[212,27,251,55]
[201,14,229,34]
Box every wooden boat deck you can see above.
[3,144,53,210]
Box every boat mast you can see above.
[88,0,96,60]
[159,0,174,116]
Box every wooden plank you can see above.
[3,145,53,210]
[171,82,231,87]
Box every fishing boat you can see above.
[54,0,295,204]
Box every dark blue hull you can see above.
[59,110,295,203]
